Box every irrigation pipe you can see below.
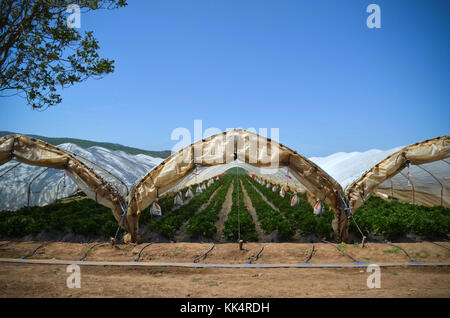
[427,241,450,252]
[193,243,215,263]
[20,243,46,259]
[322,240,360,263]
[385,242,416,263]
[305,244,315,264]
[0,257,449,269]
[79,242,107,261]
[248,244,264,264]
[134,243,153,262]
[0,242,9,248]
[413,239,450,252]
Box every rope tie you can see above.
[113,199,130,244]
[338,192,365,240]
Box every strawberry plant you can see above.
[222,176,259,242]
[148,175,228,238]
[247,175,334,239]
[186,176,233,238]
[241,178,295,239]
[351,195,450,240]
[0,198,117,238]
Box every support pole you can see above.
[124,211,140,244]
[333,208,349,243]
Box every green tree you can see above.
[0,0,127,109]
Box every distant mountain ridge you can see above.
[0,131,171,159]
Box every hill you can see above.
[0,131,171,158]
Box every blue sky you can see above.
[1,0,449,157]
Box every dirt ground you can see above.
[0,241,449,298]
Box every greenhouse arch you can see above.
[124,129,348,242]
[1,132,448,244]
[0,134,129,228]
[346,135,450,211]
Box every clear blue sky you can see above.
[1,0,449,157]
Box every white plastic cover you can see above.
[0,142,162,211]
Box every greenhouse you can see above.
[0,131,448,243]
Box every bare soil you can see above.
[240,179,264,242]
[174,185,223,241]
[249,181,280,212]
[0,241,449,298]
[214,180,234,240]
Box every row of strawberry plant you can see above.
[0,198,118,238]
[247,176,334,239]
[351,195,450,240]
[186,176,234,238]
[142,178,220,226]
[222,176,259,242]
[241,178,296,239]
[147,175,227,238]
[139,192,177,225]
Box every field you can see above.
[1,168,448,243]
[0,168,449,298]
[0,241,449,297]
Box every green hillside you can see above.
[0,131,171,158]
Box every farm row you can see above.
[0,168,448,242]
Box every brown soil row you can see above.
[1,241,448,264]
[249,180,280,212]
[214,179,234,240]
[174,185,223,241]
[240,179,264,242]
[0,241,449,298]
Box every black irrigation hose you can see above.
[428,242,450,252]
[20,243,45,259]
[411,239,450,252]
[321,240,360,263]
[134,243,153,262]
[248,244,265,264]
[79,242,106,261]
[385,242,415,263]
[194,243,215,263]
[305,244,315,264]
[0,242,9,248]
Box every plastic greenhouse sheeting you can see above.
[0,131,448,242]
[0,140,162,211]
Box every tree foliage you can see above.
[0,0,127,109]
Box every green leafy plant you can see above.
[241,178,295,239]
[0,198,117,238]
[186,177,233,238]
[223,176,258,242]
[247,175,334,239]
[147,176,228,239]
[0,0,128,109]
[383,248,399,254]
[350,196,450,240]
